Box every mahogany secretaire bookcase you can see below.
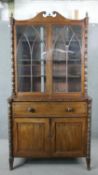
[8,11,92,170]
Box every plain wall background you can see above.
[0,0,98,138]
[0,21,11,138]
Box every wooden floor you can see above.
[0,138,98,175]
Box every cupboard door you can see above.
[51,118,87,157]
[13,118,49,157]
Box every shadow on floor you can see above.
[13,157,82,169]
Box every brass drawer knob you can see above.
[66,107,74,112]
[28,107,35,113]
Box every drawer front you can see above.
[13,102,87,117]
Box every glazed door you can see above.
[51,118,87,156]
[15,23,83,95]
[16,25,46,92]
[52,25,82,93]
[13,118,49,157]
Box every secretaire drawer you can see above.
[12,102,87,116]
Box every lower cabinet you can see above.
[13,117,87,157]
[13,118,49,157]
[51,118,87,156]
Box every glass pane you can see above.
[16,26,46,92]
[52,25,82,93]
[18,77,31,92]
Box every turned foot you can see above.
[9,157,14,170]
[86,158,91,170]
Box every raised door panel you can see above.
[51,118,87,157]
[13,118,49,157]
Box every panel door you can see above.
[13,118,49,157]
[51,117,87,157]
